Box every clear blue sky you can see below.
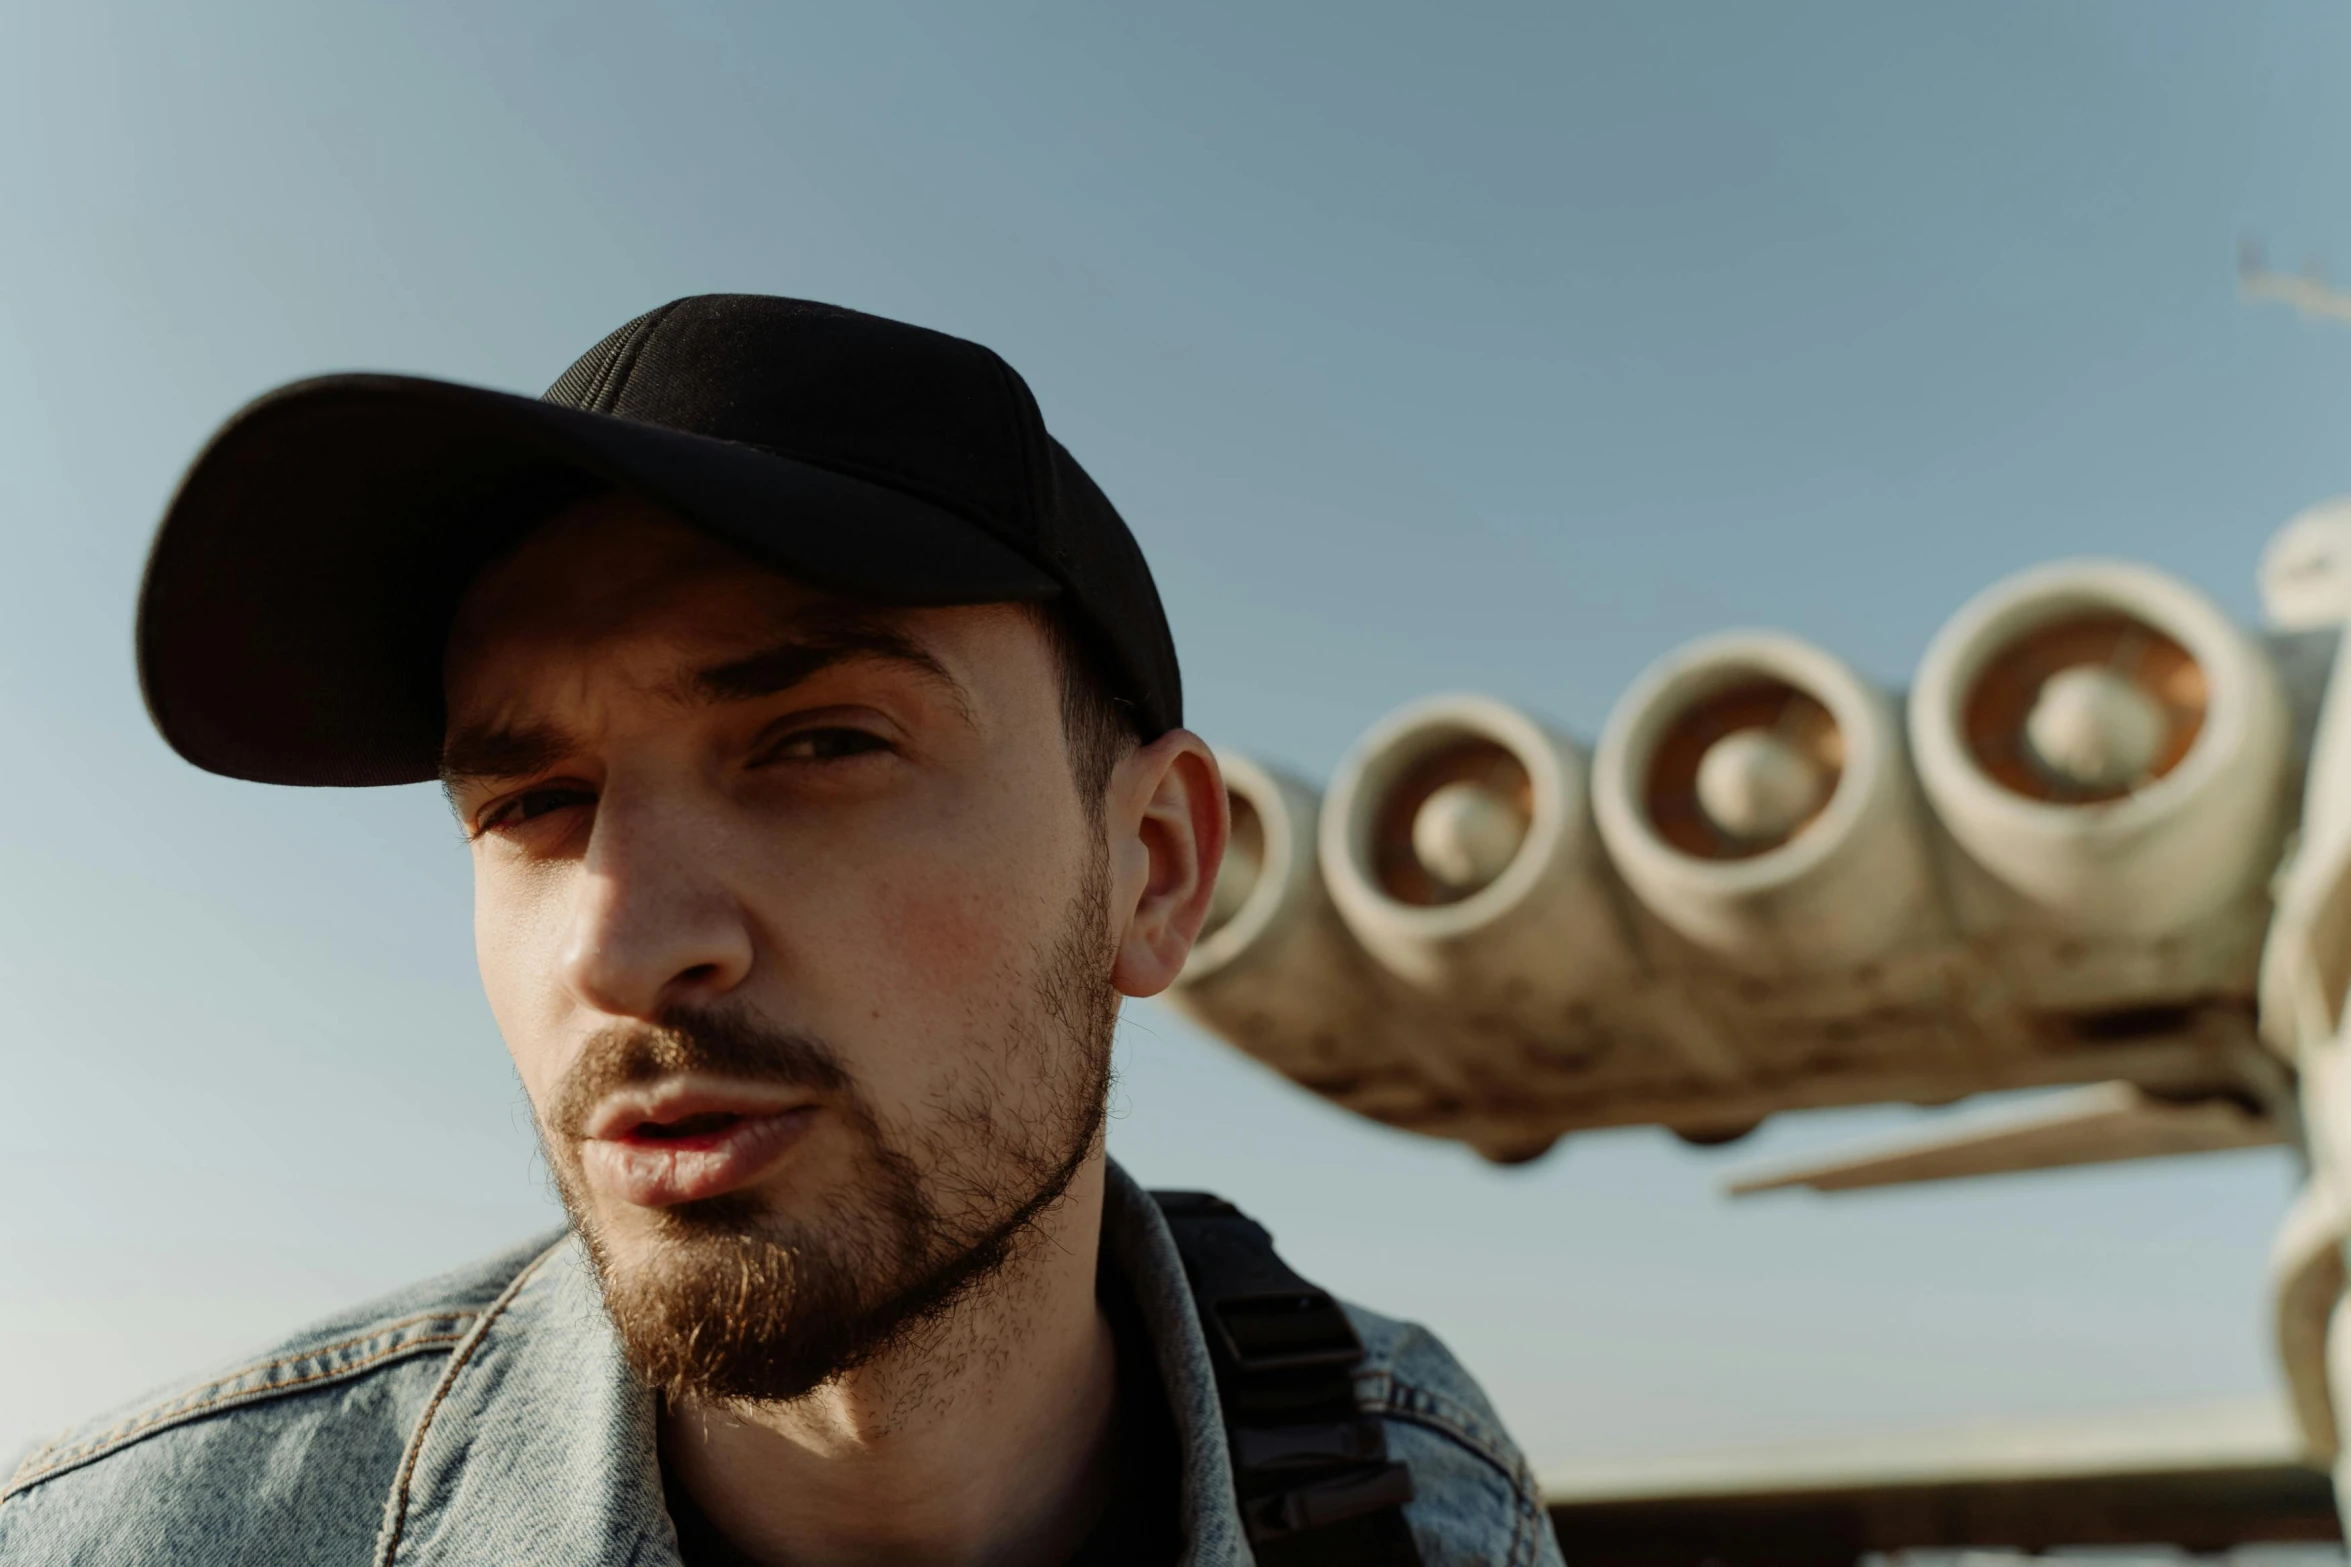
[3,0,2347,1468]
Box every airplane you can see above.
[1169,493,2351,1559]
[2242,240,2351,329]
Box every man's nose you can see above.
[557,790,756,1021]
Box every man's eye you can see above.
[760,727,891,764]
[477,785,594,834]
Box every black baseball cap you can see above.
[135,294,1182,786]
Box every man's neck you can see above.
[658,1157,1121,1567]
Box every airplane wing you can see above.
[1542,1398,2336,1562]
[1721,1081,2286,1197]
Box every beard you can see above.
[539,844,1117,1407]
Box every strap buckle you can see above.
[1210,1291,1363,1377]
[1241,1460,1417,1542]
[1232,1417,1389,1471]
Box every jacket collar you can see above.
[374,1160,1250,1566]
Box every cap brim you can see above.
[137,374,1061,786]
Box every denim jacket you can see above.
[1,1163,1562,1566]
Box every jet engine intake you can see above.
[1592,631,1941,979]
[1320,694,1638,1092]
[1909,559,2290,1005]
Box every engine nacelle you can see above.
[1166,541,2325,1165]
[1591,630,1943,984]
[1320,694,1639,1094]
[1909,559,2290,1006]
[1169,752,1435,1124]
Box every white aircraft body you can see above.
[1171,497,2351,1559]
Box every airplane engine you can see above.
[1908,559,2291,1006]
[1169,752,1437,1124]
[1590,630,1942,980]
[1320,694,1639,1097]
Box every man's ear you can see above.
[1106,729,1228,999]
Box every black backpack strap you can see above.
[1152,1191,1425,1566]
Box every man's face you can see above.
[443,493,1120,1402]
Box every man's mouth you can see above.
[581,1082,821,1207]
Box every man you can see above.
[0,296,1560,1566]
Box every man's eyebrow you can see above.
[438,626,973,795]
[440,721,574,792]
[691,626,973,721]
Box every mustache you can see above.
[548,1004,853,1141]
